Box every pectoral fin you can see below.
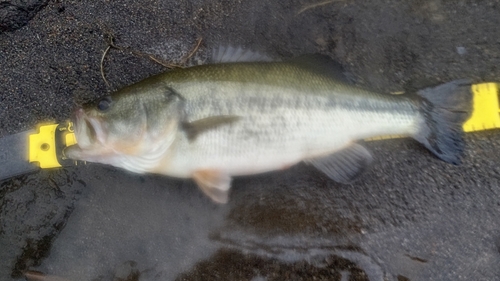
[305,143,373,184]
[183,115,241,141]
[192,170,232,204]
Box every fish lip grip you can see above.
[28,121,80,168]
[463,83,500,132]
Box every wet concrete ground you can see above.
[1,0,500,280]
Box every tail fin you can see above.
[413,79,473,165]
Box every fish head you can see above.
[65,87,185,164]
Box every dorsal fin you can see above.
[286,54,355,84]
[211,46,274,63]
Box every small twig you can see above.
[109,39,181,69]
[179,37,203,65]
[297,0,345,15]
[98,33,203,86]
[100,45,111,87]
[147,55,179,68]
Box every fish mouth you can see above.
[83,118,97,143]
[65,108,110,161]
[72,108,104,148]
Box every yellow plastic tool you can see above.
[65,124,77,147]
[29,124,60,168]
[28,122,76,168]
[463,83,500,132]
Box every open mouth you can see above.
[73,108,101,146]
[84,118,97,143]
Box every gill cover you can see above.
[66,87,185,162]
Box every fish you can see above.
[64,47,472,204]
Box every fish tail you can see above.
[413,79,473,164]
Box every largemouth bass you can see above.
[65,48,472,203]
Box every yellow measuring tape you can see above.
[463,83,500,132]
[28,83,500,168]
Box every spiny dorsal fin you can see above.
[211,46,274,63]
[182,115,241,141]
[287,54,355,84]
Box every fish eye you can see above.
[97,96,112,111]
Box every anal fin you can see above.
[305,143,373,184]
[192,170,232,204]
